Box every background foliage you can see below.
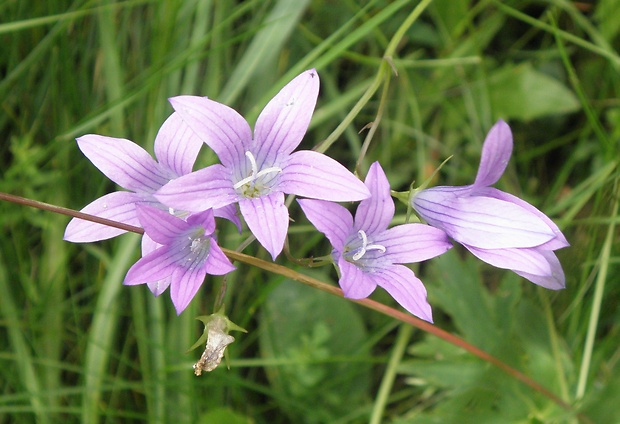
[1,0,618,423]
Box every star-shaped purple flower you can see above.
[155,69,371,259]
[298,162,452,322]
[410,120,569,289]
[63,112,239,243]
[124,205,235,314]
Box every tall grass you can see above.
[0,0,618,423]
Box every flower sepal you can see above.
[189,306,247,375]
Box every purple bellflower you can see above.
[124,205,235,314]
[64,112,239,244]
[410,120,569,289]
[155,69,370,260]
[298,162,452,322]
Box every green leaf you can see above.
[487,63,580,121]
[259,272,371,423]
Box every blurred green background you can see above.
[0,0,618,423]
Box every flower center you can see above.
[232,151,282,198]
[184,229,211,269]
[351,230,386,261]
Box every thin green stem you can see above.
[369,324,412,424]
[576,178,619,399]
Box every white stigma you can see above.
[351,230,386,261]
[233,151,282,190]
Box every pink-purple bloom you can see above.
[64,112,238,243]
[298,162,452,322]
[124,205,235,314]
[155,69,370,260]
[411,120,569,289]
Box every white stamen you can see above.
[232,150,282,190]
[352,230,386,261]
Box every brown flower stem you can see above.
[0,190,589,422]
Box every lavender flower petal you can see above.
[169,96,251,167]
[238,191,289,260]
[337,256,377,299]
[473,120,513,187]
[475,187,569,249]
[154,112,203,177]
[155,164,238,212]
[376,224,452,264]
[297,199,353,251]
[77,135,169,192]
[413,188,556,249]
[373,265,433,322]
[280,150,370,201]
[64,191,145,242]
[354,162,394,234]
[254,69,320,158]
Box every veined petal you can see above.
[239,192,289,260]
[141,234,160,256]
[169,96,250,167]
[155,164,238,212]
[280,150,370,201]
[298,199,353,251]
[474,120,513,187]
[373,265,433,322]
[514,250,565,289]
[214,203,242,233]
[203,242,236,275]
[186,209,216,235]
[354,162,394,234]
[147,278,171,297]
[170,261,209,314]
[412,188,556,249]
[254,69,320,158]
[124,246,178,285]
[337,256,376,299]
[136,204,190,245]
[377,224,452,264]
[77,135,169,192]
[465,245,553,276]
[154,112,203,177]
[475,187,569,250]
[64,191,143,242]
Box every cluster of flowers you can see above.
[64,69,568,322]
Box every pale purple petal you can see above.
[337,256,376,299]
[239,192,289,260]
[141,234,160,256]
[214,203,242,232]
[124,246,179,285]
[372,265,433,322]
[376,224,452,264]
[77,135,169,192]
[186,209,216,234]
[154,112,203,177]
[254,69,320,158]
[155,164,238,212]
[203,242,236,275]
[170,262,209,314]
[473,120,513,187]
[147,278,171,297]
[514,251,565,289]
[297,199,353,251]
[354,162,394,234]
[413,188,556,249]
[169,95,251,167]
[280,150,370,201]
[465,245,553,276]
[475,187,569,249]
[64,191,144,242]
[136,205,190,245]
